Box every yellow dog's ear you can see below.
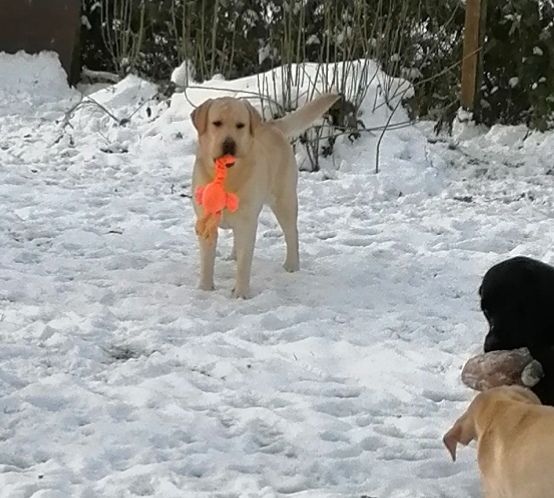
[443,413,476,461]
[244,100,262,135]
[191,99,213,135]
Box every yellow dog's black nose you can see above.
[222,138,236,156]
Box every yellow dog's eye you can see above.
[212,121,222,127]
[236,123,245,129]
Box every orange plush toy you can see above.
[195,154,239,240]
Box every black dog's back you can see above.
[480,256,554,404]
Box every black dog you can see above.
[480,256,554,404]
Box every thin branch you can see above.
[81,67,120,83]
[376,90,409,174]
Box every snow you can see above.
[171,60,195,88]
[1,51,553,497]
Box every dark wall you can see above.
[0,0,81,84]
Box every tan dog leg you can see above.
[232,218,258,299]
[271,197,299,272]
[198,231,218,291]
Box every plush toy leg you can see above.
[195,212,221,240]
[226,193,239,212]
[195,186,205,206]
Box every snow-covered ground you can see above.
[1,51,553,498]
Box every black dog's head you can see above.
[480,280,530,352]
[480,256,554,355]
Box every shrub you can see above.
[476,0,554,130]
[80,0,554,131]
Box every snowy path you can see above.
[1,54,553,497]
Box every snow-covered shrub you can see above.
[476,0,554,130]
[80,0,554,131]
[396,1,465,132]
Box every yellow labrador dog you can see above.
[443,385,554,498]
[190,93,339,298]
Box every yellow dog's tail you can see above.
[269,93,340,138]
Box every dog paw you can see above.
[231,286,251,299]
[198,281,215,291]
[283,260,299,272]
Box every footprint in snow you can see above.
[319,430,350,443]
[341,237,374,247]
[315,399,363,418]
[413,458,462,479]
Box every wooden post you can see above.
[461,0,486,111]
[474,0,489,114]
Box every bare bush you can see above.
[86,0,468,171]
[252,0,419,172]
[100,0,146,76]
